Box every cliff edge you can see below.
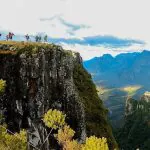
[0,41,117,149]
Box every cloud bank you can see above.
[0,0,150,60]
[47,35,145,48]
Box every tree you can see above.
[0,79,6,94]
[55,125,81,150]
[44,109,109,150]
[82,136,109,150]
[0,127,27,150]
[0,82,110,150]
[44,35,48,42]
[0,79,27,150]
[43,109,66,130]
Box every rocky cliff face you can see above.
[0,41,117,149]
[116,93,150,149]
[141,91,150,103]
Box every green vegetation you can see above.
[73,64,118,149]
[96,85,143,128]
[0,79,27,150]
[82,136,108,150]
[0,78,110,150]
[1,107,109,150]
[0,79,6,94]
[0,127,27,150]
[96,86,114,97]
[44,109,109,150]
[0,41,65,56]
[43,109,66,129]
[115,98,150,150]
[0,42,117,149]
[96,85,142,98]
[120,85,142,96]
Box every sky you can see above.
[0,0,150,60]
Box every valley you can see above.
[84,51,150,127]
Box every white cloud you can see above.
[62,43,145,60]
[0,0,150,60]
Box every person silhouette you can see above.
[25,34,30,41]
[6,35,9,41]
[44,35,48,42]
[8,32,14,40]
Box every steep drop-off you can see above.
[116,93,150,150]
[0,41,117,149]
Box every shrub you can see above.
[0,126,27,150]
[0,79,6,94]
[43,109,66,129]
[56,125,75,145]
[82,136,109,150]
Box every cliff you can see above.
[0,41,117,149]
[116,93,150,150]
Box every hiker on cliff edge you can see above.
[25,34,30,41]
[44,35,48,43]
[8,32,14,40]
[6,35,9,41]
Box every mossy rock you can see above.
[73,63,118,149]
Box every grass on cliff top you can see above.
[0,41,74,57]
[0,41,50,47]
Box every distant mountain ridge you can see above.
[83,50,150,126]
[84,50,150,88]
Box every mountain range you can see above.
[83,50,150,126]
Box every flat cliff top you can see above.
[0,41,76,57]
[0,41,60,48]
[0,41,117,149]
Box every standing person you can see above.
[8,32,14,40]
[0,33,1,39]
[11,32,15,40]
[6,35,9,41]
[25,34,30,41]
[35,35,39,42]
[8,32,12,40]
[38,36,41,42]
[44,35,48,43]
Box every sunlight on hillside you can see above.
[96,85,142,101]
[120,85,142,96]
[144,91,150,96]
[96,86,113,95]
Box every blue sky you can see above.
[0,0,150,60]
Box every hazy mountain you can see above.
[84,50,150,87]
[83,50,150,126]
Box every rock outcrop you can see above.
[116,93,150,150]
[141,91,150,103]
[0,41,117,149]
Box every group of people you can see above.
[0,32,15,41]
[0,33,48,43]
[35,35,48,42]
